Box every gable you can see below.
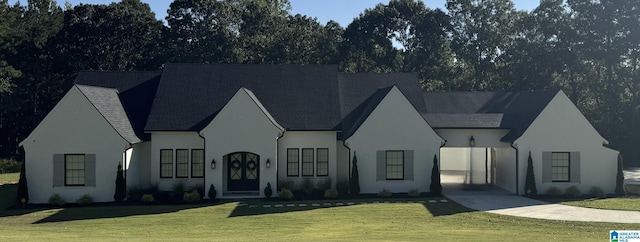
[20,86,128,147]
[346,86,443,144]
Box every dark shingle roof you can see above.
[145,64,342,131]
[74,71,161,142]
[422,90,559,141]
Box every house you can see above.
[19,64,618,203]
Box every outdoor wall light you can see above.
[469,136,476,147]
[211,159,216,169]
[266,159,271,168]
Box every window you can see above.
[65,154,85,186]
[176,149,189,178]
[287,148,299,176]
[552,152,570,182]
[316,148,329,176]
[160,149,173,178]
[302,148,314,176]
[386,151,404,180]
[191,149,204,178]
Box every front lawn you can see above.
[0,197,636,241]
[0,172,18,185]
[558,197,640,212]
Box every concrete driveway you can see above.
[443,184,640,223]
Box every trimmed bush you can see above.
[616,154,625,196]
[429,154,442,195]
[141,194,155,203]
[564,186,581,197]
[191,185,205,199]
[350,153,360,195]
[76,194,93,205]
[524,152,537,196]
[545,186,562,196]
[408,189,421,197]
[279,180,296,191]
[317,178,332,191]
[208,184,217,199]
[324,188,338,199]
[183,190,201,203]
[377,188,392,198]
[301,178,315,194]
[588,186,605,197]
[172,182,186,194]
[16,161,28,205]
[114,165,126,202]
[278,188,294,200]
[48,194,66,207]
[264,182,273,198]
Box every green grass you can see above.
[559,198,640,212]
[0,173,18,185]
[0,197,636,241]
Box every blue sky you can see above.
[12,0,539,27]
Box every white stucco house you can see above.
[19,64,618,203]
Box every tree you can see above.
[114,164,125,202]
[615,154,625,196]
[429,154,442,195]
[16,161,28,205]
[349,152,360,195]
[208,184,217,199]
[524,151,537,196]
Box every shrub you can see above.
[545,186,562,196]
[48,194,66,207]
[264,182,273,198]
[183,190,201,203]
[588,186,605,197]
[336,181,349,197]
[279,180,296,191]
[377,188,392,198]
[564,186,582,197]
[16,161,28,205]
[324,188,338,199]
[317,178,332,191]
[278,188,294,200]
[208,184,217,199]
[191,184,205,199]
[114,165,126,202]
[524,152,537,196]
[76,194,93,205]
[128,184,159,202]
[408,188,421,197]
[301,178,315,194]
[349,153,360,195]
[172,182,186,194]
[141,194,155,203]
[616,154,625,196]
[429,154,442,195]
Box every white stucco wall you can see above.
[126,141,151,189]
[436,129,511,147]
[21,86,130,203]
[494,147,517,193]
[346,87,444,194]
[200,88,281,198]
[336,141,350,185]
[515,91,618,195]
[149,132,205,191]
[277,131,338,187]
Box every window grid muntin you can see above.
[386,150,404,180]
[287,148,299,176]
[175,149,189,178]
[160,149,173,178]
[552,152,570,182]
[65,154,85,186]
[316,148,329,176]
[191,149,204,178]
[302,148,314,176]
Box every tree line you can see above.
[1,0,639,165]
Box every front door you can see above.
[227,152,260,191]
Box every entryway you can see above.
[226,152,260,192]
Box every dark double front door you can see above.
[227,152,260,192]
